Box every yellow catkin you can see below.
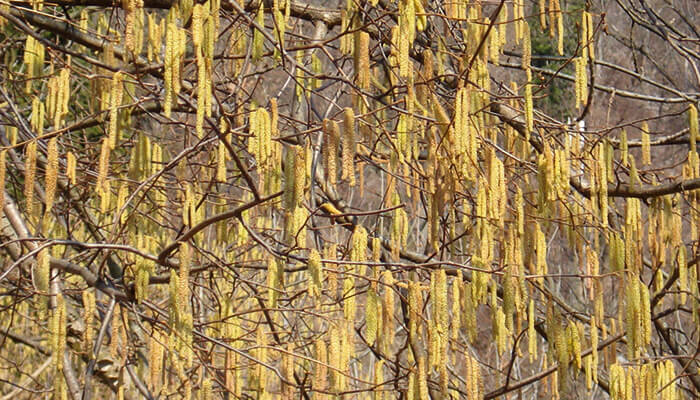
[641,124,651,165]
[193,3,207,139]
[149,330,164,394]
[451,272,461,341]
[434,269,448,338]
[83,289,95,354]
[313,338,328,395]
[0,150,5,213]
[365,288,378,346]
[536,222,547,279]
[24,36,45,93]
[569,321,582,369]
[266,257,281,309]
[466,354,481,400]
[591,316,599,383]
[65,150,76,185]
[110,303,122,360]
[551,0,562,54]
[640,279,651,344]
[31,97,45,134]
[308,249,323,299]
[44,137,59,213]
[97,138,111,194]
[252,2,264,62]
[382,271,395,351]
[24,141,37,217]
[398,24,410,78]
[35,248,50,293]
[51,292,66,373]
[123,0,144,55]
[620,129,629,167]
[575,57,589,108]
[525,69,534,134]
[164,20,174,117]
[489,18,500,64]
[323,119,339,185]
[522,21,531,70]
[7,126,17,146]
[342,108,356,185]
[200,379,211,400]
[418,355,429,399]
[147,14,164,63]
[354,31,370,91]
[109,72,124,149]
[217,137,227,183]
[586,11,595,61]
[689,104,698,155]
[528,298,537,361]
[293,146,305,206]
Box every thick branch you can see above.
[491,102,700,199]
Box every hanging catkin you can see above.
[83,288,95,355]
[365,287,379,346]
[24,141,37,217]
[0,150,5,213]
[97,138,110,193]
[149,330,164,393]
[323,119,339,185]
[451,272,461,341]
[307,249,323,299]
[342,108,356,185]
[528,298,537,361]
[35,248,50,293]
[44,137,59,213]
[585,11,595,61]
[525,69,534,134]
[641,123,651,165]
[193,3,206,139]
[51,292,66,373]
[522,21,531,70]
[108,71,124,149]
[252,2,264,61]
[381,270,395,352]
[66,151,76,184]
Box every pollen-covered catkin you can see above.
[365,288,378,346]
[641,123,651,165]
[0,150,5,212]
[44,137,59,213]
[323,119,339,185]
[528,298,537,361]
[342,108,356,185]
[149,330,164,393]
[252,2,264,61]
[689,104,698,154]
[83,288,95,354]
[522,21,531,70]
[451,272,461,341]
[66,151,76,184]
[24,141,37,217]
[217,137,227,183]
[193,3,207,139]
[97,138,110,195]
[591,316,599,383]
[51,292,66,372]
[585,11,595,61]
[354,31,370,91]
[525,69,534,134]
[308,249,323,299]
[35,248,50,293]
[108,71,124,149]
